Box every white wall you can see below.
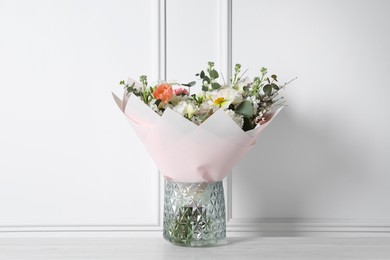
[1,0,390,236]
[0,0,160,232]
[230,0,390,234]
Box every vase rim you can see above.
[164,177,223,185]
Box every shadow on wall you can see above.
[233,109,370,222]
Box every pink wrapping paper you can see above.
[113,91,282,183]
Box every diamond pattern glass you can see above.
[163,179,226,246]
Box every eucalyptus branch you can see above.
[279,77,298,89]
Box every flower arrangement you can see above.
[119,62,294,131]
[112,62,294,246]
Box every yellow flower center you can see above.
[213,97,225,107]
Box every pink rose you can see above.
[153,83,173,102]
[174,88,189,96]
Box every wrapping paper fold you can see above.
[113,92,282,183]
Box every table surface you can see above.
[1,237,390,260]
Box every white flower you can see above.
[173,101,197,119]
[212,87,243,108]
[170,93,186,106]
[198,100,215,115]
[185,102,197,119]
[224,109,244,128]
[149,100,163,115]
[173,101,187,115]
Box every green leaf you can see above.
[202,76,210,84]
[202,85,209,91]
[271,74,278,81]
[182,81,196,87]
[211,82,221,89]
[119,80,125,85]
[209,69,219,79]
[235,100,253,118]
[155,99,162,107]
[200,71,205,79]
[195,73,200,76]
[271,83,279,90]
[126,82,135,92]
[263,84,273,95]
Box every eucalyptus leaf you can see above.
[235,100,253,118]
[200,71,205,79]
[211,82,221,89]
[182,81,196,87]
[203,76,210,84]
[264,84,273,95]
[271,83,279,90]
[202,85,209,91]
[209,69,219,79]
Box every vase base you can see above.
[164,236,226,247]
[163,179,226,247]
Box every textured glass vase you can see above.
[163,178,226,246]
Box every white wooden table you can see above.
[1,237,390,259]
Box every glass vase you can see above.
[163,178,226,246]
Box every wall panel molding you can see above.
[227,218,390,236]
[218,0,233,224]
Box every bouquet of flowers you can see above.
[112,62,293,246]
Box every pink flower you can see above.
[153,83,173,102]
[174,88,189,96]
